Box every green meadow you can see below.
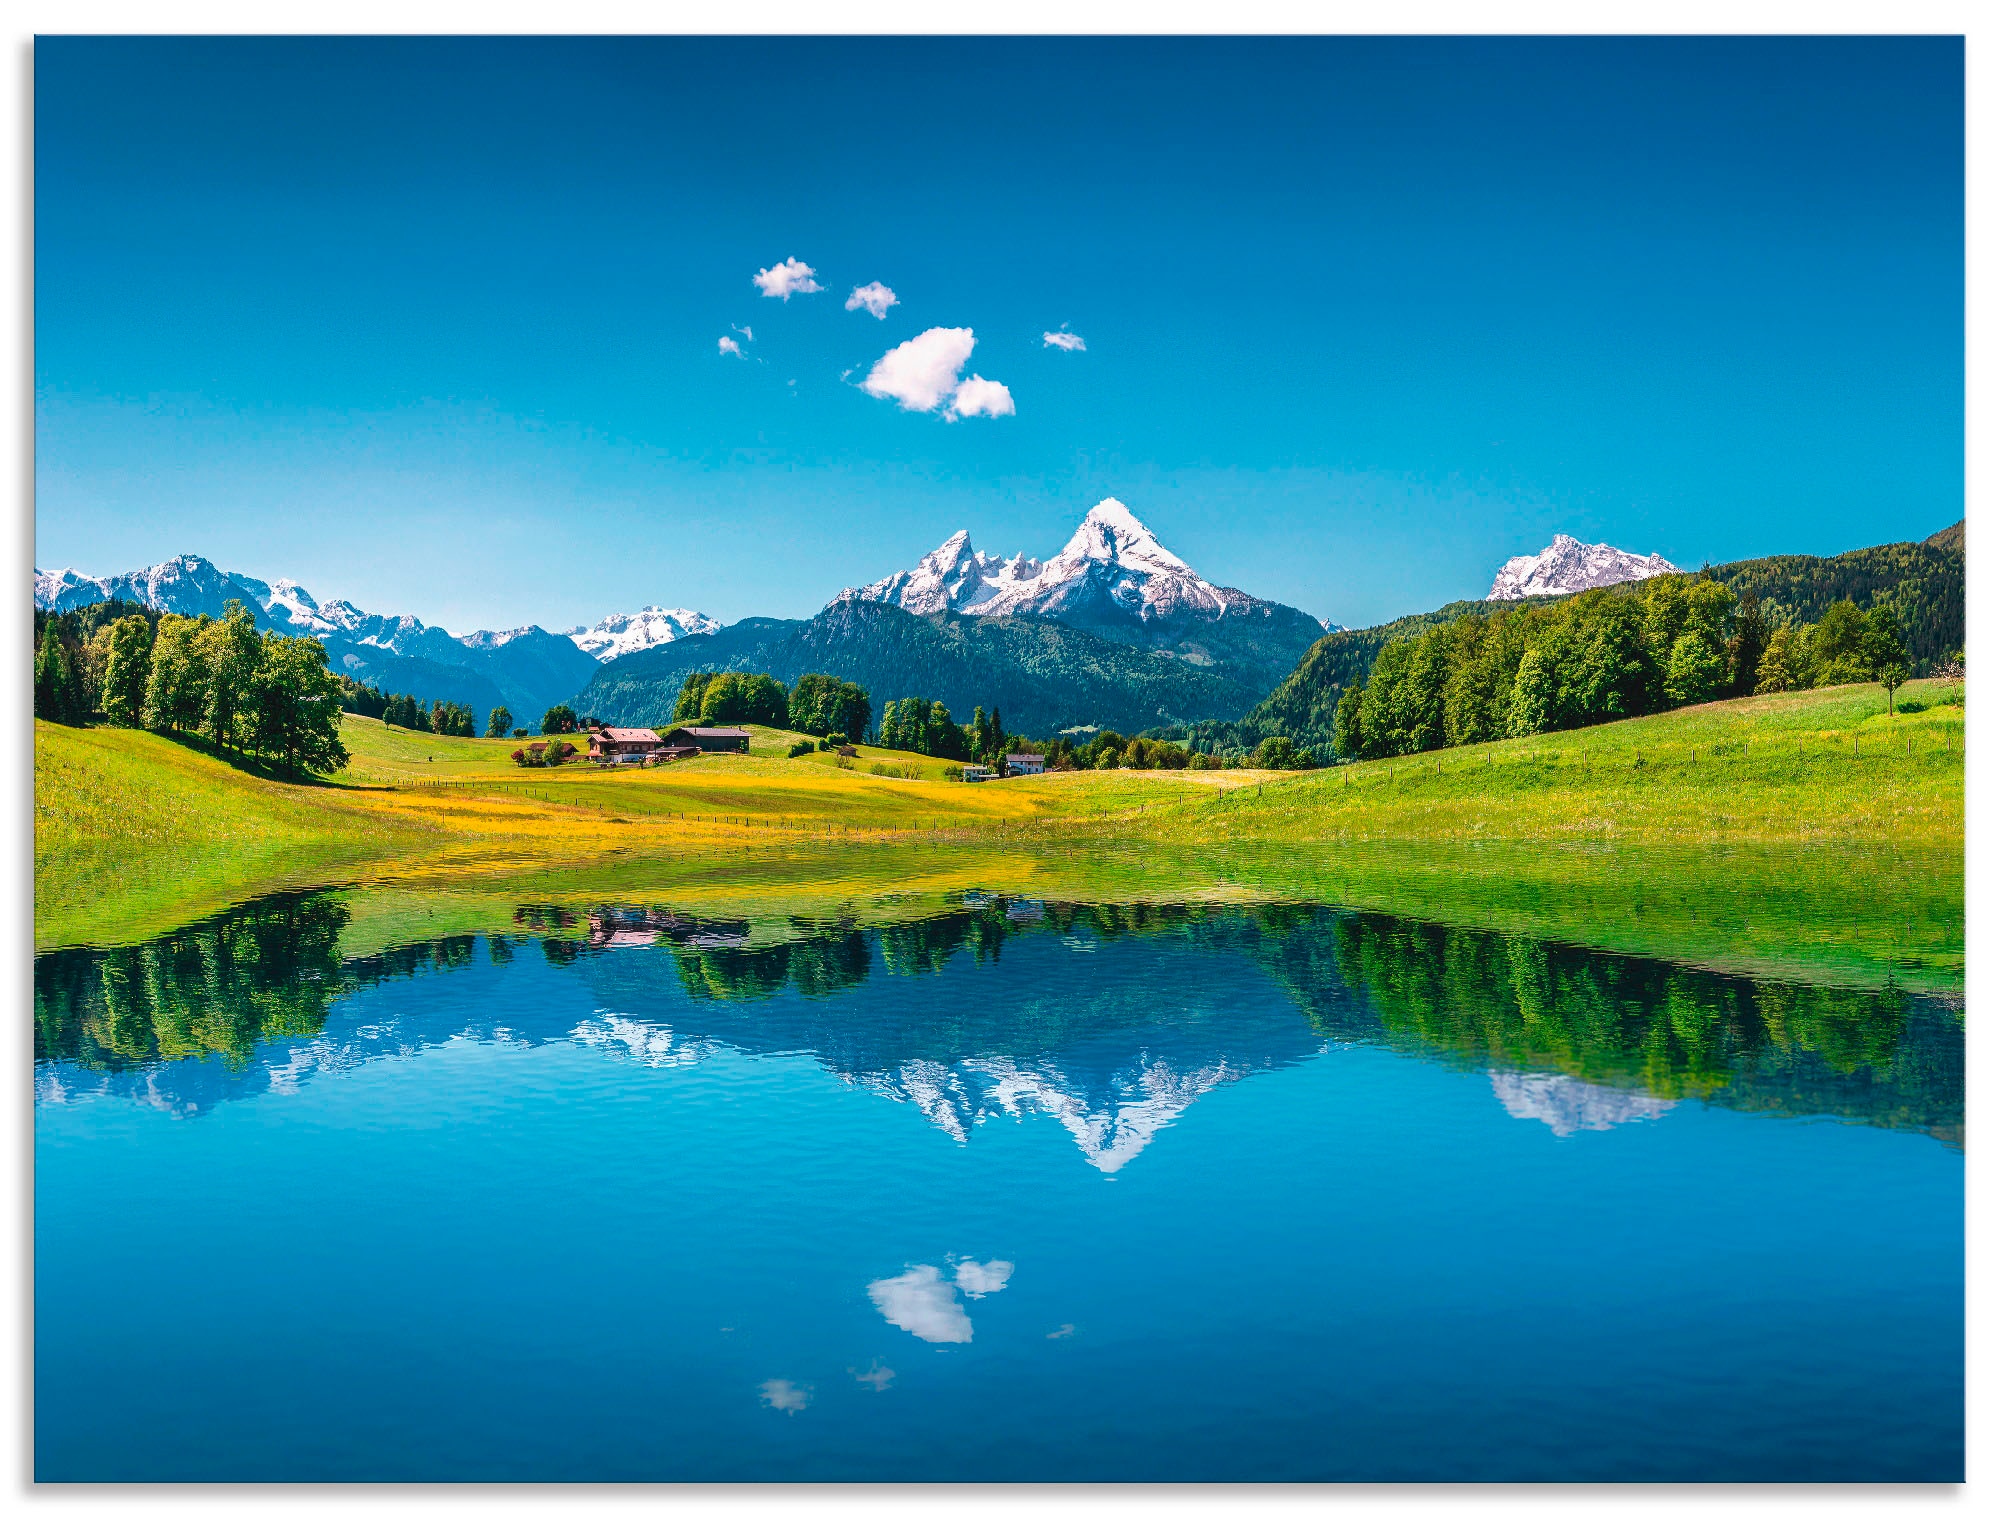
[35,681,1962,993]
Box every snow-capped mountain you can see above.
[1486,1069,1678,1137]
[848,1051,1256,1174]
[566,606,722,662]
[847,498,1251,623]
[1486,533,1678,600]
[836,499,1330,684]
[33,553,604,720]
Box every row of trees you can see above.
[32,599,161,728]
[341,679,517,739]
[1334,575,1913,761]
[35,599,349,776]
[1751,600,1911,698]
[876,698,1021,764]
[671,671,791,727]
[785,673,872,740]
[1045,729,1311,771]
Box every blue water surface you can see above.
[34,896,1963,1481]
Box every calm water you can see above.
[35,893,1963,1482]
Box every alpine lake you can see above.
[34,863,1963,1483]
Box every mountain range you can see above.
[34,513,1957,744]
[1487,533,1678,600]
[845,499,1332,676]
[1220,520,1966,760]
[34,500,1328,731]
[579,501,1334,733]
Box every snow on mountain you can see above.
[1487,1070,1678,1137]
[267,578,366,636]
[31,552,609,719]
[842,498,1256,624]
[840,1050,1257,1173]
[566,606,722,662]
[1486,533,1678,601]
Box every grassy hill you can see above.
[1223,524,1966,756]
[35,683,1962,993]
[1089,679,1965,992]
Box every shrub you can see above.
[787,739,815,758]
[510,748,527,766]
[1254,735,1307,769]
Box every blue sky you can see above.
[35,36,1963,634]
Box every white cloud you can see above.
[954,1259,1014,1298]
[759,1379,812,1413]
[734,324,754,342]
[753,257,822,300]
[1043,329,1087,352]
[851,1361,896,1392]
[860,328,1015,420]
[846,281,899,319]
[862,327,977,412]
[948,375,1015,420]
[717,336,745,358]
[868,1265,972,1343]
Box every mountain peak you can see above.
[1487,534,1678,601]
[567,605,722,662]
[840,498,1249,624]
[1056,497,1193,577]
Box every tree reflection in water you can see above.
[35,889,1961,1146]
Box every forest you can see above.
[34,596,349,777]
[1333,578,1914,761]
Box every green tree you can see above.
[672,672,714,723]
[246,633,350,775]
[697,671,787,726]
[1754,623,1812,693]
[1810,600,1871,686]
[1663,627,1729,707]
[76,624,116,718]
[541,704,578,735]
[142,614,212,734]
[1506,642,1562,738]
[485,706,513,739]
[199,600,264,752]
[1862,604,1911,716]
[99,615,155,727]
[1254,735,1304,769]
[33,630,86,725]
[787,672,868,737]
[1729,591,1770,697]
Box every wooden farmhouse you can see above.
[664,726,752,754]
[588,727,669,764]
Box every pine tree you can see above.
[34,632,77,725]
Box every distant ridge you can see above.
[1487,533,1677,600]
[1224,527,1965,761]
[840,498,1326,691]
[577,598,1266,737]
[34,553,600,720]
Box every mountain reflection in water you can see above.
[33,889,1963,1157]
